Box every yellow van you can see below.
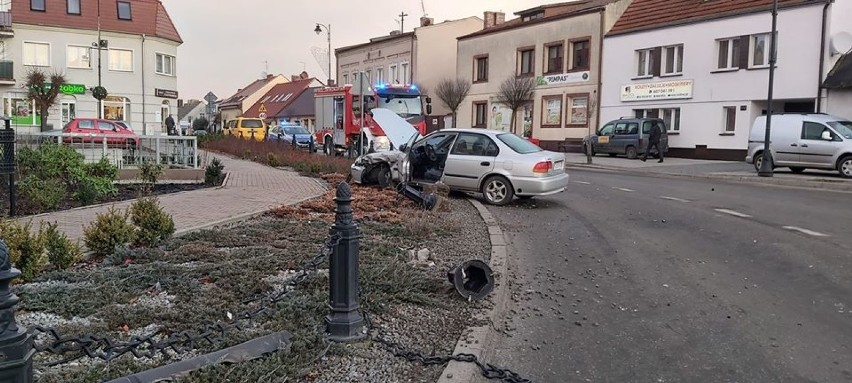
[230,118,266,141]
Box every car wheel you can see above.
[608,153,617,157]
[626,146,638,160]
[789,167,805,174]
[838,156,852,178]
[754,152,770,172]
[324,137,333,156]
[481,175,514,206]
[376,165,392,188]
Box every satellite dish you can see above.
[830,32,852,55]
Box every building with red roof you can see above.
[243,73,323,127]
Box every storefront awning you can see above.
[824,53,852,89]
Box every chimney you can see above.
[266,74,273,80]
[420,17,434,27]
[300,71,309,79]
[483,11,505,28]
[292,75,300,81]
[496,12,505,25]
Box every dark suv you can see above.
[583,117,669,159]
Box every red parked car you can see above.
[62,118,140,149]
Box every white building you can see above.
[601,0,831,160]
[1,0,183,135]
[822,0,852,121]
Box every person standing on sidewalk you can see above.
[641,121,664,163]
[165,114,176,135]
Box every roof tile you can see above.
[243,79,316,119]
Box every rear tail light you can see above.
[533,161,553,174]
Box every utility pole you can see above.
[399,12,408,32]
[758,0,779,177]
[96,0,102,118]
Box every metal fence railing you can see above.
[15,132,199,169]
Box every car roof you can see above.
[437,128,508,136]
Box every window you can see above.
[30,0,45,11]
[827,121,852,139]
[497,133,542,154]
[717,38,740,70]
[802,122,830,140]
[102,96,129,121]
[473,102,488,128]
[61,99,76,125]
[545,43,563,74]
[23,42,50,66]
[571,39,590,70]
[614,122,638,134]
[662,44,683,75]
[342,73,349,84]
[376,67,384,83]
[452,133,499,157]
[156,53,175,76]
[364,70,372,84]
[636,49,653,77]
[599,123,614,136]
[77,119,95,129]
[67,0,80,14]
[117,1,132,20]
[661,108,680,132]
[108,48,133,71]
[522,12,544,22]
[67,45,91,69]
[401,63,409,84]
[723,106,737,133]
[541,95,562,127]
[751,33,770,68]
[517,48,534,76]
[567,95,588,126]
[390,65,398,83]
[474,55,489,82]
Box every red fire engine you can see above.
[314,83,430,156]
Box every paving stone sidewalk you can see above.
[18,152,328,241]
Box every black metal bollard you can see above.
[0,240,34,382]
[0,118,15,217]
[326,182,366,342]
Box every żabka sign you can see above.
[620,79,694,102]
[59,83,87,95]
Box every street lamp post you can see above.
[758,0,779,177]
[314,23,332,86]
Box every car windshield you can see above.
[827,121,852,139]
[497,133,542,154]
[284,126,309,135]
[378,96,423,118]
[241,120,263,128]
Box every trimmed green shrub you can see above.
[0,220,47,281]
[83,207,135,258]
[19,176,66,212]
[205,157,225,186]
[16,144,118,209]
[44,222,83,271]
[130,197,175,247]
[138,160,166,194]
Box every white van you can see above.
[746,113,852,178]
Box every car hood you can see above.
[291,133,312,139]
[370,108,420,150]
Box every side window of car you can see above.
[599,124,614,136]
[627,123,639,134]
[98,121,115,131]
[78,120,94,129]
[614,123,629,134]
[642,122,653,134]
[452,134,499,157]
[801,122,830,141]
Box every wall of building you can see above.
[825,89,852,121]
[3,24,180,135]
[821,0,852,118]
[601,4,824,157]
[457,11,603,146]
[336,35,414,86]
[414,17,482,117]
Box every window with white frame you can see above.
[751,33,771,68]
[723,106,736,133]
[390,64,398,83]
[23,42,50,66]
[365,69,372,84]
[662,44,683,75]
[401,62,409,84]
[661,108,680,132]
[376,67,384,83]
[66,45,91,69]
[156,53,175,76]
[108,48,133,71]
[716,38,740,70]
[342,73,349,84]
[636,48,653,77]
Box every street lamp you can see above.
[758,0,779,177]
[314,23,332,86]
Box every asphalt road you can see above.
[483,169,852,383]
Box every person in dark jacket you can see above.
[165,114,176,135]
[641,122,664,163]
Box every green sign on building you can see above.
[59,83,86,95]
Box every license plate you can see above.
[598,136,610,144]
[553,161,564,171]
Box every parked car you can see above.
[60,118,140,149]
[746,113,852,178]
[583,117,669,159]
[351,109,570,206]
[268,123,315,150]
[226,117,266,141]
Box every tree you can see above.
[496,75,536,135]
[435,78,471,129]
[192,117,209,132]
[26,68,66,132]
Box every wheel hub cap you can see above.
[843,160,852,176]
[487,181,506,201]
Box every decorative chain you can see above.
[362,308,530,383]
[30,233,341,366]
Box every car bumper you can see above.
[510,172,570,196]
[350,164,366,184]
[745,154,754,164]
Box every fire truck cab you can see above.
[314,83,430,156]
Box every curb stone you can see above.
[438,199,510,383]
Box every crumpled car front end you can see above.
[350,151,405,187]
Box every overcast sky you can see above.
[160,0,547,101]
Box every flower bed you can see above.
[202,135,353,177]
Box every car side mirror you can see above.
[821,131,833,141]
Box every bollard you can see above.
[0,240,34,382]
[447,260,494,301]
[326,182,366,342]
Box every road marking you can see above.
[714,209,752,218]
[612,187,635,192]
[783,226,830,237]
[660,196,690,203]
[574,181,591,185]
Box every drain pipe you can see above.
[816,0,833,113]
[142,33,147,135]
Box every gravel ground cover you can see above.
[15,181,491,383]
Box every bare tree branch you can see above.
[496,75,536,135]
[435,78,471,129]
[26,67,66,131]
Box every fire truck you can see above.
[314,82,431,156]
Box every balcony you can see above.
[0,12,12,37]
[0,61,13,84]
